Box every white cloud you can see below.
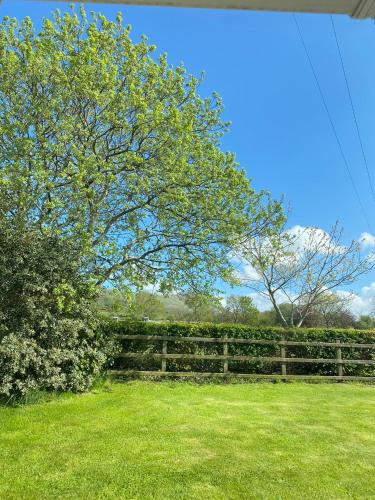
[286,225,344,255]
[341,282,375,317]
[242,263,261,281]
[234,225,346,281]
[359,232,375,250]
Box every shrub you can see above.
[0,221,114,398]
[106,321,375,377]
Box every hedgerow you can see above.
[106,321,375,377]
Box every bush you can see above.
[0,321,112,398]
[106,321,375,377]
[0,221,114,398]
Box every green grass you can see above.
[1,382,375,499]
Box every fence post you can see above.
[280,335,287,377]
[161,340,168,373]
[223,335,229,373]
[336,339,343,380]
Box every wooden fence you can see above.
[111,334,375,382]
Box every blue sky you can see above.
[2,1,375,312]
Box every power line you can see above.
[293,14,373,232]
[330,15,375,204]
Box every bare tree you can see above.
[236,222,375,327]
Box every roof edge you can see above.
[352,0,375,18]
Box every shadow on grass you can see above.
[0,373,114,407]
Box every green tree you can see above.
[95,289,129,318]
[134,292,166,320]
[356,315,375,330]
[222,295,259,324]
[184,293,222,322]
[0,8,280,295]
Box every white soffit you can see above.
[39,0,375,19]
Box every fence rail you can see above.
[111,334,375,382]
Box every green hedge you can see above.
[105,322,375,377]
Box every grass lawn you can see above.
[1,382,375,499]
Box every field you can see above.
[1,382,375,499]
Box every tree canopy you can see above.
[0,8,281,294]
